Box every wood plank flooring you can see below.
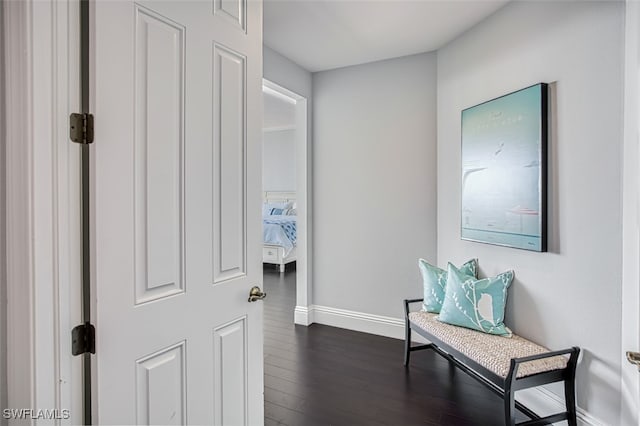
[262,265,529,425]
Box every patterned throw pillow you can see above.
[419,258,477,313]
[262,202,292,216]
[437,263,514,337]
[268,207,297,216]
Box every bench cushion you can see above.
[408,311,568,378]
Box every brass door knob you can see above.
[248,286,266,302]
[627,351,640,371]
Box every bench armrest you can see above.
[512,346,580,365]
[506,346,580,392]
[403,298,424,318]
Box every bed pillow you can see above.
[262,202,293,216]
[437,263,514,337]
[419,258,477,313]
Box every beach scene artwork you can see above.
[461,84,547,252]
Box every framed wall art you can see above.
[461,83,548,252]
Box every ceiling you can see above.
[263,0,510,72]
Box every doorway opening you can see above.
[261,79,309,325]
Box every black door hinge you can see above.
[72,322,96,355]
[70,113,94,144]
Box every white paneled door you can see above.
[93,0,263,424]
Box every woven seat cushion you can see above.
[408,311,567,378]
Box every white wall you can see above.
[263,129,296,191]
[436,2,624,424]
[313,52,438,318]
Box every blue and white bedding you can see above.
[263,215,297,256]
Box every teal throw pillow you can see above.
[419,258,477,313]
[438,263,514,337]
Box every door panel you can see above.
[134,5,186,304]
[94,1,263,424]
[213,317,248,425]
[135,342,186,425]
[213,43,247,282]
[213,0,246,31]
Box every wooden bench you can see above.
[404,298,580,426]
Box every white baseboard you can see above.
[302,304,600,425]
[306,304,428,342]
[311,304,404,339]
[516,387,604,426]
[294,305,311,326]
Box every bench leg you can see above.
[564,346,580,426]
[564,375,577,426]
[404,323,411,367]
[504,390,516,426]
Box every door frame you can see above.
[621,0,640,423]
[4,0,83,423]
[262,79,313,325]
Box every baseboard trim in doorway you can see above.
[294,305,312,326]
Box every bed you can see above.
[263,191,297,272]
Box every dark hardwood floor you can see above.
[262,265,528,425]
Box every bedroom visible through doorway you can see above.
[261,79,309,325]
